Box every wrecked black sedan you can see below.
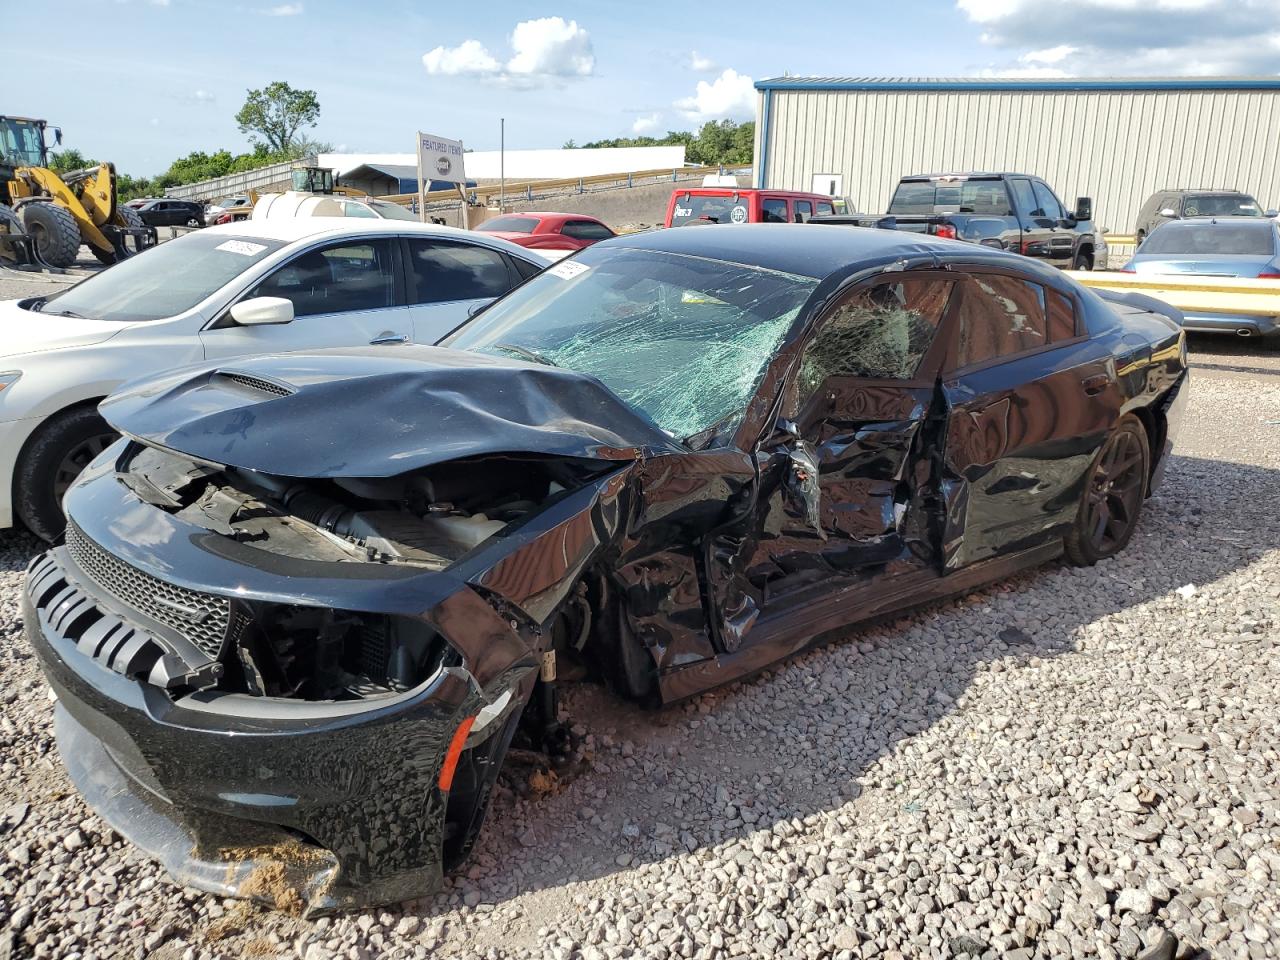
[26,224,1188,913]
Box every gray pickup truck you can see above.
[813,172,1107,271]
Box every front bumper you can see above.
[24,525,533,914]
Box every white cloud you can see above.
[689,50,716,72]
[422,39,500,76]
[506,17,594,77]
[149,117,160,127]
[422,16,594,86]
[958,0,1280,75]
[149,0,170,6]
[191,89,215,102]
[266,2,303,14]
[1020,44,1076,65]
[977,65,1070,78]
[632,113,662,135]
[675,68,755,121]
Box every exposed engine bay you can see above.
[120,442,600,568]
[75,442,608,704]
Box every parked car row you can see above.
[0,220,549,540]
[9,207,1190,915]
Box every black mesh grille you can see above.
[216,371,294,398]
[64,524,230,658]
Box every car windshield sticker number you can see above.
[216,240,268,256]
[547,260,590,280]
[675,204,692,218]
[730,205,748,224]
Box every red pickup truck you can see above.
[664,188,844,227]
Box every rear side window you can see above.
[798,278,955,398]
[1009,178,1038,217]
[561,220,614,240]
[511,255,543,280]
[1046,289,1077,341]
[407,239,514,303]
[816,201,834,216]
[954,274,1051,368]
[793,200,813,223]
[251,240,396,318]
[761,198,788,223]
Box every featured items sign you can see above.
[417,132,466,186]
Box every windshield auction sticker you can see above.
[216,240,268,256]
[547,260,590,280]
[730,205,748,223]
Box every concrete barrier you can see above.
[1064,270,1280,317]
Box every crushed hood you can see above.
[99,345,682,477]
[0,299,131,358]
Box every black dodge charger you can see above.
[26,224,1188,914]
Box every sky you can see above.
[10,0,1280,176]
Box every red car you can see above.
[475,212,615,251]
[665,188,838,227]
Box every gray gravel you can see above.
[1,337,1279,960]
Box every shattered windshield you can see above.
[444,246,819,439]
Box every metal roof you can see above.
[343,162,419,181]
[755,76,1280,92]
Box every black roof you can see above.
[900,172,1035,180]
[1155,188,1251,195]
[604,223,958,279]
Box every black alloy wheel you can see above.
[1064,415,1149,565]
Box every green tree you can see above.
[574,120,753,165]
[235,81,320,153]
[48,148,94,172]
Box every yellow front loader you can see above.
[0,115,155,269]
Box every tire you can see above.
[1063,415,1150,567]
[1072,249,1094,271]
[19,202,81,268]
[185,216,201,228]
[15,406,119,543]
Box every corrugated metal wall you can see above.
[756,88,1280,233]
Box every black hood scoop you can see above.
[100,345,682,478]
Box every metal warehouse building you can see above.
[753,77,1280,234]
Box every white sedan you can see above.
[0,218,549,540]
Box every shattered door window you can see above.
[443,247,820,439]
[797,279,954,398]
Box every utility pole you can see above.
[500,117,506,214]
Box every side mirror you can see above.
[1073,197,1092,222]
[1159,207,1177,217]
[53,127,63,146]
[229,296,294,326]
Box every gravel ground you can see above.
[0,306,1278,959]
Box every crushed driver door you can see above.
[703,271,961,652]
